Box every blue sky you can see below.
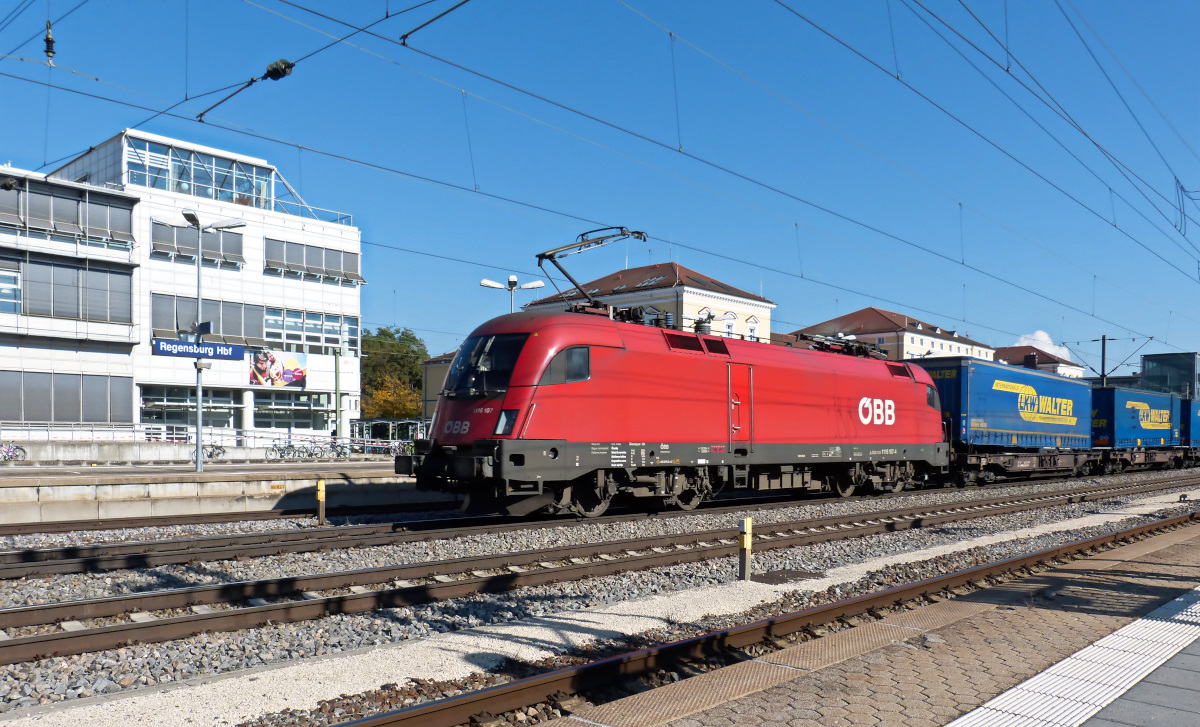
[3,0,1198,375]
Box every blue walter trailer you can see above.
[918,357,1096,482]
[1091,387,1185,471]
[1182,399,1200,466]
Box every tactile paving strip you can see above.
[946,587,1200,727]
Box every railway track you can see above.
[2,473,1196,580]
[338,509,1200,727]
[0,492,826,578]
[0,475,1192,666]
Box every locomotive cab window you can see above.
[539,346,590,385]
[927,384,940,410]
[443,333,529,397]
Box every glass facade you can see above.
[1141,353,1200,399]
[126,137,275,210]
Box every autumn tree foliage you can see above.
[359,327,429,419]
[361,372,421,418]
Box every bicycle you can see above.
[327,442,350,459]
[389,441,415,457]
[265,440,299,460]
[190,443,226,462]
[0,441,27,462]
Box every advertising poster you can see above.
[250,350,307,387]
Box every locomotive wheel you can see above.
[570,488,613,518]
[835,476,858,498]
[671,487,704,511]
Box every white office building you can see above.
[0,129,362,442]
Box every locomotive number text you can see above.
[444,420,471,434]
[858,398,895,426]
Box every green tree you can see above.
[360,327,429,414]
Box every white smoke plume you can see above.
[1013,331,1072,361]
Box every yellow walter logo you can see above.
[1125,400,1171,430]
[992,380,1077,425]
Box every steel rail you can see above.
[0,477,1190,665]
[339,510,1200,727]
[1,466,1187,540]
[0,502,441,538]
[3,474,1195,580]
[0,493,827,578]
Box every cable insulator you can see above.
[44,21,55,66]
[263,59,294,81]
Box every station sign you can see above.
[152,339,245,360]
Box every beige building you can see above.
[524,262,775,340]
[994,345,1084,378]
[419,351,455,419]
[797,307,994,362]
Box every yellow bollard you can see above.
[738,516,752,581]
[317,478,326,526]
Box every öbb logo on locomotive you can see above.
[444,420,471,434]
[857,398,895,426]
[991,380,1077,425]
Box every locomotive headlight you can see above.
[494,409,520,436]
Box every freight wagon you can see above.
[1182,399,1200,467]
[1091,387,1185,471]
[919,356,1096,482]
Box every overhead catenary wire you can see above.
[614,0,1190,326]
[0,9,1191,352]
[272,0,1200,336]
[0,57,1182,353]
[781,0,1200,276]
[922,0,1200,258]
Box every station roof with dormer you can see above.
[794,306,991,349]
[525,262,774,307]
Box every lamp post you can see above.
[182,210,245,472]
[480,275,544,313]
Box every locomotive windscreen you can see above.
[443,333,530,397]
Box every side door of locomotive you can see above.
[728,363,753,449]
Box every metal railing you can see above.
[0,422,408,461]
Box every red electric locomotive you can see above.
[398,308,950,517]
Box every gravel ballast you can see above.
[1,480,1196,722]
[0,472,1183,611]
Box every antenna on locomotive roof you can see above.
[537,227,647,309]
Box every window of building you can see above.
[0,186,20,226]
[285,310,303,350]
[17,258,130,324]
[877,337,886,345]
[245,304,265,346]
[635,275,667,288]
[0,261,19,314]
[253,391,331,430]
[265,307,284,341]
[152,222,242,265]
[126,137,275,209]
[748,324,758,341]
[0,371,132,423]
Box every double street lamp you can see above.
[481,275,544,313]
[182,210,245,472]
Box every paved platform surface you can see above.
[1080,642,1200,726]
[548,522,1200,727]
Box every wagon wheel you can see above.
[570,486,613,518]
